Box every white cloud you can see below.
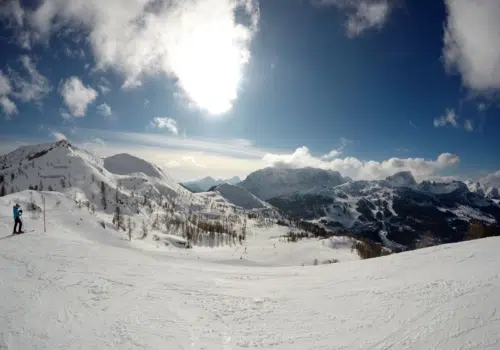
[0,71,12,96]
[60,108,72,120]
[49,130,67,141]
[0,96,18,117]
[81,137,106,150]
[182,156,206,168]
[434,109,458,128]
[164,160,181,168]
[77,128,265,159]
[315,0,392,37]
[464,119,474,132]
[63,47,85,59]
[97,77,111,94]
[98,85,110,94]
[149,117,179,135]
[0,0,24,26]
[60,76,98,118]
[443,0,500,94]
[96,103,112,118]
[263,146,459,181]
[0,71,17,118]
[9,55,51,103]
[321,137,350,160]
[12,0,259,116]
[321,149,342,160]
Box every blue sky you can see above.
[0,0,499,183]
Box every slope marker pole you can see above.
[43,196,46,233]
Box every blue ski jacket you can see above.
[13,206,19,219]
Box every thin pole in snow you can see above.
[43,196,46,233]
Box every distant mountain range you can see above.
[2,141,499,251]
[182,176,242,192]
[238,167,500,249]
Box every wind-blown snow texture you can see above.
[1,191,500,349]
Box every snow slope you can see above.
[1,191,500,349]
[103,153,165,178]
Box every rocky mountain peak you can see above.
[385,171,417,187]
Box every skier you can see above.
[12,204,24,234]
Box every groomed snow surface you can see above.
[2,192,500,349]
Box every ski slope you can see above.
[1,193,500,349]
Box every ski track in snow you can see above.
[1,206,500,349]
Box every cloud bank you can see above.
[263,146,459,181]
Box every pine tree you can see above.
[0,183,5,197]
[39,180,43,191]
[100,181,107,210]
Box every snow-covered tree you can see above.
[141,220,148,239]
[113,205,123,230]
[127,217,133,241]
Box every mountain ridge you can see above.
[183,175,242,192]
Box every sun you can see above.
[166,0,257,116]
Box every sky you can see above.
[0,0,499,184]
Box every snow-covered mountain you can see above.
[103,153,166,178]
[384,170,417,188]
[0,141,280,249]
[0,140,192,213]
[465,180,500,199]
[266,171,500,248]
[183,175,242,192]
[239,167,350,200]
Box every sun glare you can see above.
[166,1,256,116]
